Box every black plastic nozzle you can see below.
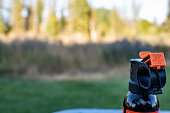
[129,52,166,95]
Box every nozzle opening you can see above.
[138,68,150,89]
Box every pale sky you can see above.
[55,0,169,25]
[91,0,169,25]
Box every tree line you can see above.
[0,0,170,39]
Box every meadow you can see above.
[0,66,169,113]
[1,39,170,76]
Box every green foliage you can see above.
[94,8,126,37]
[164,0,170,31]
[137,20,160,35]
[25,5,34,31]
[111,8,125,36]
[0,14,8,34]
[36,0,43,31]
[68,0,74,17]
[0,0,9,34]
[61,9,66,30]
[12,0,25,31]
[95,8,111,36]
[0,0,164,36]
[137,20,152,34]
[71,0,91,34]
[47,12,61,35]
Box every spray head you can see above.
[129,51,166,95]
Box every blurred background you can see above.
[0,0,170,113]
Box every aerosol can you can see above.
[123,51,166,113]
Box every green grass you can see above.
[0,67,170,113]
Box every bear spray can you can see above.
[123,51,166,113]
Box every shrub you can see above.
[0,39,169,75]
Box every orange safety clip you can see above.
[139,51,166,70]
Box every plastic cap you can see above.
[139,51,166,70]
